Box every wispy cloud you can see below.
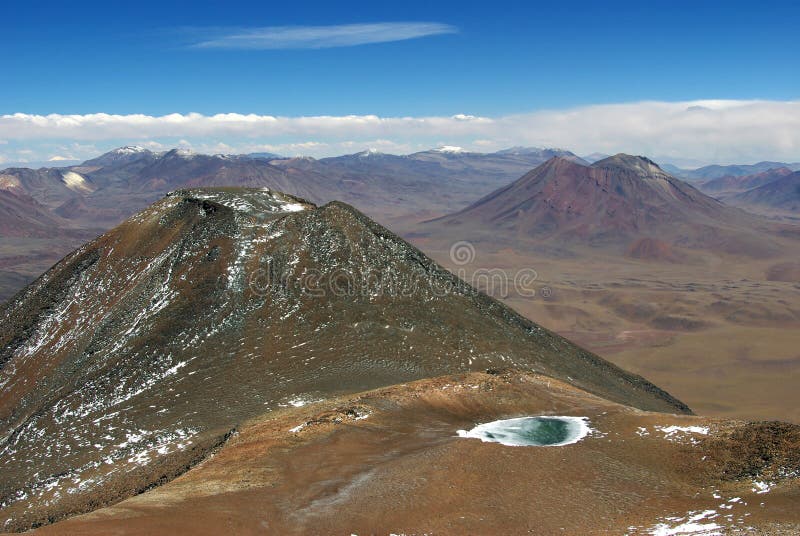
[191,22,457,50]
[3,100,800,164]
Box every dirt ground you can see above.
[25,371,800,535]
[412,239,800,424]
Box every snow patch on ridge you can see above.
[113,146,148,155]
[434,145,467,154]
[654,425,709,445]
[0,174,22,190]
[61,171,93,193]
[643,509,723,535]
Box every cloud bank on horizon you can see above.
[190,22,458,49]
[2,99,800,166]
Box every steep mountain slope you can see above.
[0,189,67,239]
[427,154,787,256]
[0,185,91,240]
[0,188,688,531]
[729,171,800,215]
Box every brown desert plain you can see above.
[407,242,800,424]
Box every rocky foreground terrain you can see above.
[14,370,800,535]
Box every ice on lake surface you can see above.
[457,416,591,447]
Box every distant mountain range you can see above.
[2,145,800,303]
[425,154,794,257]
[690,166,800,218]
[0,145,584,302]
[675,161,800,180]
[728,171,800,215]
[0,145,586,239]
[698,167,794,195]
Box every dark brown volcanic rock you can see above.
[0,188,688,531]
[428,154,787,256]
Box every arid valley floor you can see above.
[411,241,800,424]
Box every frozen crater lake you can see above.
[457,416,591,447]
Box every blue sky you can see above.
[1,0,799,164]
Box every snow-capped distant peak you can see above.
[171,148,196,158]
[434,146,467,154]
[113,146,148,155]
[358,148,382,157]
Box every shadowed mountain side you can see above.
[698,167,794,196]
[729,171,800,216]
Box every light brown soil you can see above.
[409,240,800,424]
[24,371,800,535]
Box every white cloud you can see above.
[472,139,496,147]
[3,100,800,164]
[191,22,457,50]
[190,139,424,158]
